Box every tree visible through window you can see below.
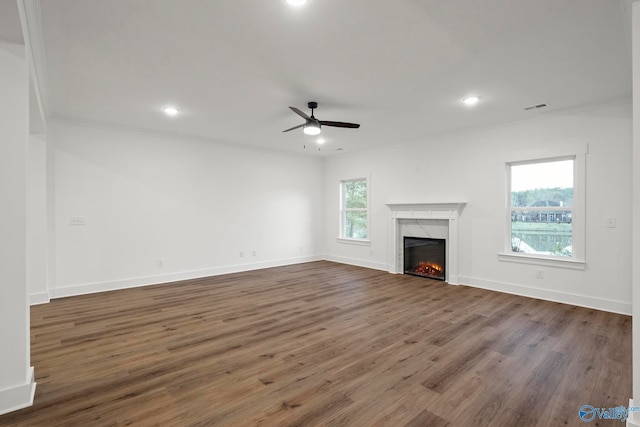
[341,178,368,240]
[509,158,574,258]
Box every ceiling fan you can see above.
[283,101,360,136]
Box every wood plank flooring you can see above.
[0,261,631,426]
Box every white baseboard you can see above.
[29,292,50,305]
[320,257,630,315]
[50,255,323,299]
[627,399,640,426]
[458,275,631,315]
[323,254,389,272]
[0,367,36,416]
[46,256,630,315]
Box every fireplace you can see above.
[386,202,465,284]
[404,237,446,280]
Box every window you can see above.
[506,156,584,264]
[340,178,368,240]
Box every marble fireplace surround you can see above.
[386,203,466,284]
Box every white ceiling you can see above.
[21,0,635,155]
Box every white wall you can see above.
[27,133,49,304]
[0,42,35,415]
[630,0,640,423]
[46,122,56,302]
[324,102,632,314]
[48,121,324,297]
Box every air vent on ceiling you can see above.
[524,103,548,111]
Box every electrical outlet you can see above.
[606,218,617,228]
[240,251,244,258]
[535,270,544,279]
[70,216,86,226]
[157,260,164,267]
[252,250,257,257]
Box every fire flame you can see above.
[413,262,443,276]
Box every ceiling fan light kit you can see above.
[283,101,360,137]
[303,123,321,135]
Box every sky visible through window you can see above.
[511,160,573,191]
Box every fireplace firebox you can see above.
[404,237,446,281]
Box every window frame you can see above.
[338,177,370,244]
[499,151,586,269]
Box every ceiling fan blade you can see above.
[282,123,306,133]
[289,106,311,120]
[319,121,360,129]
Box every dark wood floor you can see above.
[0,261,631,426]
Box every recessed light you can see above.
[162,106,179,116]
[287,0,307,6]
[462,96,480,106]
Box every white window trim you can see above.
[339,177,370,243]
[336,237,371,245]
[498,148,586,269]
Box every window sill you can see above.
[337,238,371,246]
[497,252,585,270]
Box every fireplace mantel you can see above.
[386,202,466,218]
[386,202,466,284]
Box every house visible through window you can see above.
[340,178,368,240]
[509,158,574,258]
